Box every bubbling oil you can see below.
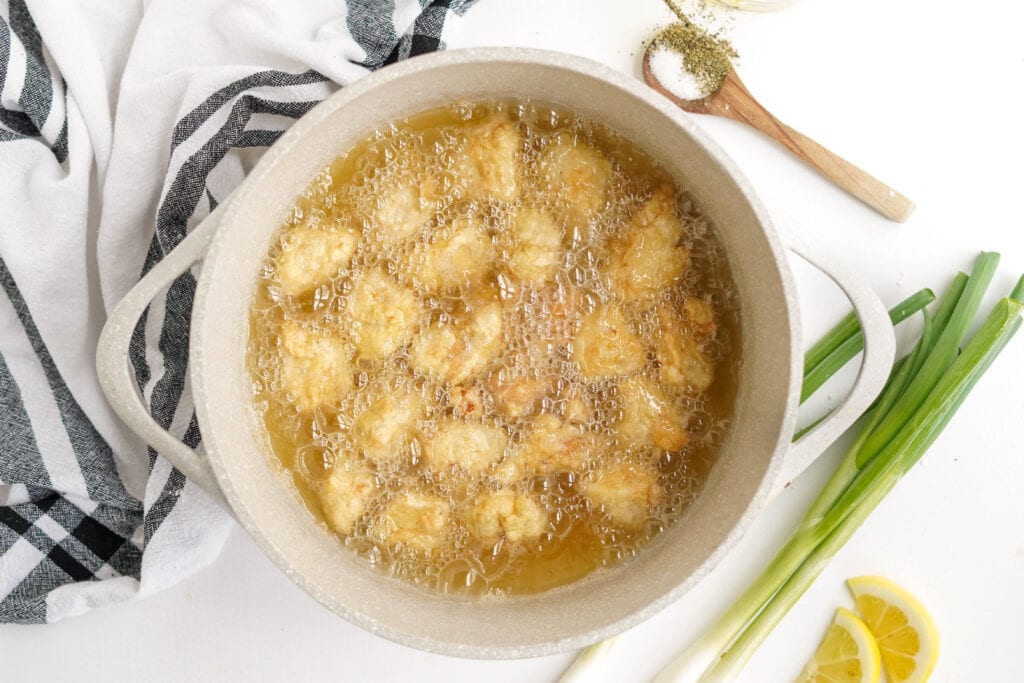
[247,101,741,596]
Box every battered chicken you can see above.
[319,461,377,535]
[346,268,422,362]
[279,321,353,411]
[410,302,503,384]
[352,383,424,467]
[571,304,645,379]
[487,368,550,419]
[502,207,562,284]
[464,489,547,544]
[539,135,612,224]
[369,172,437,242]
[656,307,715,392]
[616,376,689,451]
[376,491,450,552]
[683,296,717,338]
[560,387,594,425]
[454,113,523,202]
[449,382,485,418]
[495,413,602,483]
[582,460,663,528]
[275,222,360,297]
[422,419,508,475]
[413,215,497,292]
[606,185,689,301]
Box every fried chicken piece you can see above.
[279,321,353,411]
[582,460,663,528]
[422,419,508,476]
[376,492,450,552]
[606,185,689,301]
[347,268,422,362]
[502,206,562,284]
[454,113,523,202]
[276,222,359,297]
[319,461,377,535]
[465,489,548,544]
[616,376,689,451]
[410,302,503,384]
[572,304,645,379]
[539,135,612,223]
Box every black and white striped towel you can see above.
[0,0,478,624]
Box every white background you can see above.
[3,0,1023,681]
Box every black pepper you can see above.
[652,2,738,97]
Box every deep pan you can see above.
[97,49,894,658]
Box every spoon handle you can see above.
[712,75,914,222]
[770,120,915,223]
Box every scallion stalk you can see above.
[855,253,999,467]
[1011,273,1024,301]
[698,292,1023,681]
[559,636,619,682]
[802,308,930,524]
[801,288,934,402]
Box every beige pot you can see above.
[96,49,894,659]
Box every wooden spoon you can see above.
[642,51,915,223]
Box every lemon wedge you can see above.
[796,607,881,683]
[847,575,939,683]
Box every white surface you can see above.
[4,0,1023,680]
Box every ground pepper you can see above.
[651,1,737,97]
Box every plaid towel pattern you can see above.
[1,0,478,624]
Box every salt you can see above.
[649,47,712,102]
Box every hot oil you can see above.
[246,100,741,597]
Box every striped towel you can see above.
[0,0,478,624]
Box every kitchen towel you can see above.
[0,0,478,624]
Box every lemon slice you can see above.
[796,607,881,683]
[847,575,939,683]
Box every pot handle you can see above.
[769,229,896,500]
[96,204,229,509]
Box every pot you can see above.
[96,49,895,659]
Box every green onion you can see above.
[910,272,968,381]
[1012,273,1024,301]
[669,259,1019,682]
[559,636,619,682]
[698,289,1023,681]
[792,410,831,442]
[855,253,998,467]
[801,288,934,402]
[803,309,929,524]
[560,254,1023,683]
[794,286,932,444]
